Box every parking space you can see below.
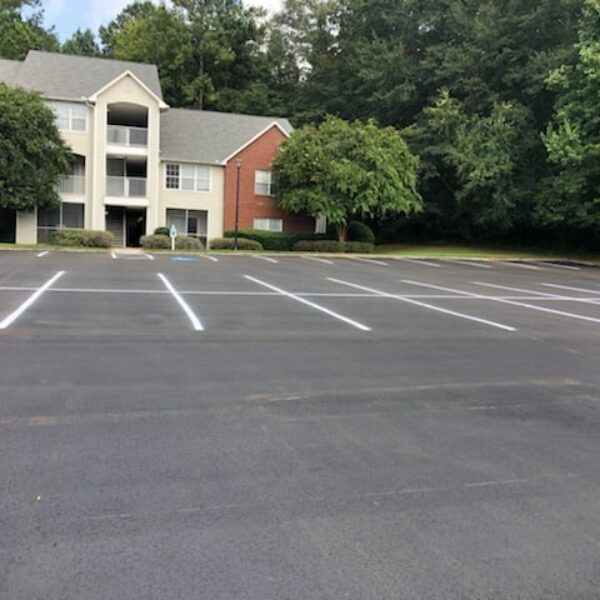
[1,249,600,599]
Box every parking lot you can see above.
[1,250,600,599]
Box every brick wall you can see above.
[223,125,315,234]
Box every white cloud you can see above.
[245,0,283,13]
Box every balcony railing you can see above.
[58,175,85,195]
[107,125,148,147]
[106,176,147,198]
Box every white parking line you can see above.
[502,262,543,271]
[471,281,600,305]
[144,254,155,261]
[302,256,335,265]
[352,257,388,267]
[157,273,203,331]
[543,283,600,296]
[36,251,49,258]
[253,256,279,264]
[443,259,492,269]
[536,262,581,271]
[402,259,440,268]
[202,255,219,263]
[403,280,600,325]
[328,278,516,332]
[111,252,117,259]
[245,275,371,332]
[0,271,65,330]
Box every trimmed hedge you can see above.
[154,226,170,236]
[210,237,264,251]
[49,229,114,248]
[224,229,334,251]
[293,240,374,253]
[176,236,203,250]
[140,234,170,249]
[348,221,375,244]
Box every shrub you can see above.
[347,221,375,244]
[209,237,264,251]
[175,236,203,250]
[49,229,114,248]
[154,226,170,236]
[224,229,334,251]
[140,234,170,249]
[293,240,346,253]
[344,241,374,253]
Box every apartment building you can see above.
[0,51,316,247]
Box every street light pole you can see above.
[234,158,242,251]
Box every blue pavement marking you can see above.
[171,256,198,263]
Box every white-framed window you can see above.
[255,170,274,196]
[165,163,211,192]
[48,102,87,132]
[37,203,84,243]
[253,218,283,232]
[166,208,208,239]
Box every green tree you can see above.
[272,116,422,240]
[0,83,71,210]
[112,4,192,106]
[0,0,59,60]
[541,0,600,232]
[99,1,158,56]
[62,28,100,56]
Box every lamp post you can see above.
[234,158,242,251]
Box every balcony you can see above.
[106,125,148,152]
[107,176,147,198]
[58,175,85,196]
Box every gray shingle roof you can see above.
[0,59,22,86]
[160,108,293,164]
[3,51,162,100]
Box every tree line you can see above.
[1,0,598,249]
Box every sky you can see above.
[42,0,284,41]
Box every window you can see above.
[253,218,283,232]
[165,163,210,192]
[166,209,208,240]
[49,102,87,132]
[37,203,84,243]
[255,170,273,196]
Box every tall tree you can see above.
[99,1,158,56]
[0,83,71,210]
[62,28,100,57]
[541,0,600,236]
[0,0,59,60]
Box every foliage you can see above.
[62,29,100,56]
[541,0,600,232]
[154,226,170,236]
[175,235,204,250]
[140,234,170,249]
[347,221,375,244]
[344,241,374,253]
[0,0,59,60]
[0,83,71,211]
[224,228,333,250]
[273,116,422,240]
[49,229,114,248]
[293,240,346,252]
[209,237,263,250]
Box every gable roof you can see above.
[0,59,22,86]
[160,108,293,164]
[5,51,163,101]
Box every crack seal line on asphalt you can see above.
[328,277,517,332]
[157,273,204,331]
[0,271,65,330]
[245,275,371,332]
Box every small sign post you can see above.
[169,225,177,251]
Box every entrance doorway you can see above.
[0,209,16,243]
[105,207,146,247]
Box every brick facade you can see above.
[223,125,315,233]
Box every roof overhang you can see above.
[88,70,169,110]
[221,121,291,165]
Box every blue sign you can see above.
[171,256,197,263]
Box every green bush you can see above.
[175,236,203,250]
[209,237,264,251]
[293,240,346,253]
[348,221,375,244]
[344,241,374,253]
[224,229,334,251]
[140,234,170,249]
[49,229,114,248]
[154,226,170,236]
